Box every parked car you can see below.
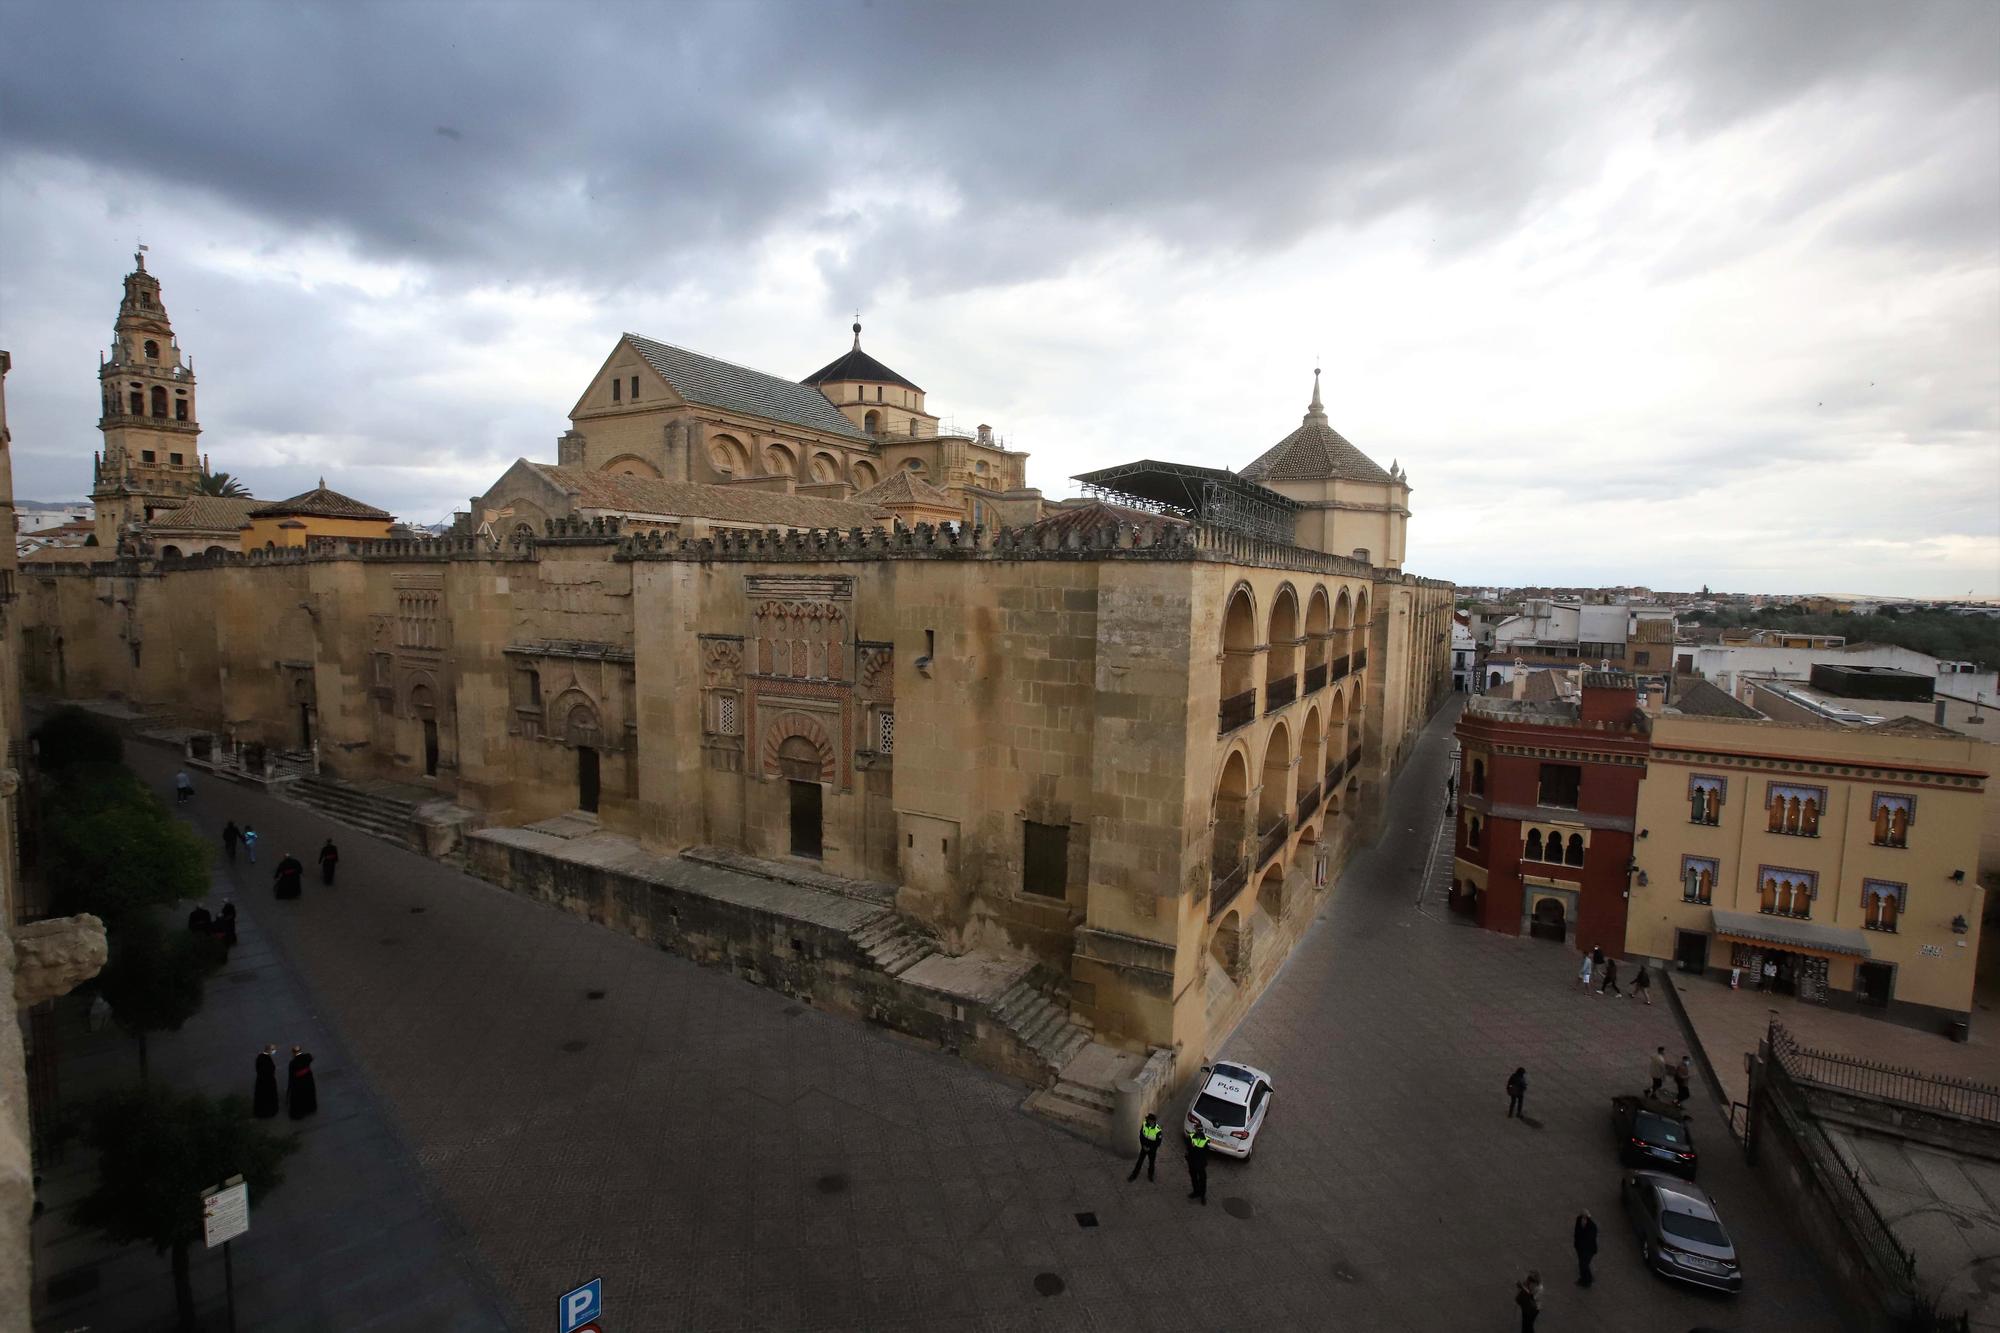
[1184,1061,1274,1158]
[1612,1093,1699,1178]
[1620,1171,1743,1294]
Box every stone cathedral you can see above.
[23,255,1453,1131]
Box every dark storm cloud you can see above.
[8,0,1991,306]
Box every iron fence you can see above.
[1303,662,1328,695]
[1218,688,1256,735]
[1296,783,1321,827]
[1770,1023,2000,1124]
[1256,820,1288,869]
[1265,675,1297,713]
[1329,654,1351,682]
[1209,857,1248,920]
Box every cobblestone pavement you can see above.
[107,702,1843,1332]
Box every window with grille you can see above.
[717,693,738,736]
[1022,821,1069,898]
[877,709,894,754]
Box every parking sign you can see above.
[559,1277,601,1333]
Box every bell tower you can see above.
[93,250,204,548]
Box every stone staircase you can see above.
[850,911,939,977]
[992,973,1093,1076]
[282,774,425,849]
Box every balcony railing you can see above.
[1256,820,1288,869]
[1353,648,1368,671]
[1265,674,1297,713]
[1326,755,1348,789]
[1296,783,1321,827]
[1329,654,1351,682]
[1345,744,1362,774]
[1303,662,1328,695]
[1210,857,1249,919]
[1218,688,1257,735]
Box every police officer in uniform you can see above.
[1128,1112,1163,1183]
[1185,1123,1211,1204]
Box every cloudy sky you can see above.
[2,0,1995,596]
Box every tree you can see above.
[195,470,250,498]
[40,765,212,919]
[32,705,124,772]
[71,1084,296,1331]
[94,910,224,1080]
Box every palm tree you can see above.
[195,470,249,498]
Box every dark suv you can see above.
[1612,1093,1698,1179]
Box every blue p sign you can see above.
[559,1277,601,1333]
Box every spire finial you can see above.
[318,475,326,490]
[134,240,149,272]
[852,314,862,351]
[1304,365,1327,425]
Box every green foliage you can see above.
[32,705,124,772]
[195,470,250,498]
[40,765,211,919]
[1681,606,2000,671]
[95,910,224,1052]
[70,1083,295,1323]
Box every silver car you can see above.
[1620,1170,1743,1294]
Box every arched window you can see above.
[1565,834,1585,867]
[143,339,159,361]
[1468,816,1482,849]
[864,410,881,435]
[1525,829,1542,862]
[150,385,167,416]
[174,395,188,421]
[129,390,144,415]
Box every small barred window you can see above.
[878,710,894,754]
[718,693,738,736]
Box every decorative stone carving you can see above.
[12,913,107,1009]
[761,711,837,783]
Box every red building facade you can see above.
[1452,672,1650,955]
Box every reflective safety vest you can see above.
[1141,1122,1161,1143]
[1189,1131,1209,1150]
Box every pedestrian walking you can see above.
[1674,1054,1693,1105]
[318,838,340,886]
[1446,774,1456,799]
[1763,958,1778,992]
[1128,1112,1163,1182]
[174,769,193,804]
[1632,966,1653,1005]
[1576,950,1593,991]
[1649,1046,1668,1096]
[1184,1124,1210,1204]
[216,901,238,949]
[253,1045,280,1119]
[287,1044,318,1119]
[222,820,241,863]
[1515,1270,1542,1331]
[1506,1066,1528,1118]
[186,903,213,936]
[1573,1211,1598,1286]
[242,824,259,864]
[273,851,304,900]
[1597,956,1623,997]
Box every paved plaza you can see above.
[40,701,1847,1331]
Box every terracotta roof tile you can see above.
[248,483,391,521]
[146,496,261,532]
[852,470,955,508]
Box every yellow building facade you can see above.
[1629,712,1990,1026]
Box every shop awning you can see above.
[1709,908,1871,960]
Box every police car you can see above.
[1184,1061,1274,1158]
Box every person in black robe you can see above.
[186,904,213,935]
[287,1045,317,1119]
[318,838,340,886]
[253,1045,280,1118]
[216,901,239,948]
[222,821,241,863]
[273,853,304,900]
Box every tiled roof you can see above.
[529,465,887,529]
[1875,715,1962,737]
[1518,670,1566,703]
[146,496,261,532]
[852,470,955,508]
[248,482,391,521]
[1021,500,1188,543]
[1667,677,1763,719]
[802,345,923,393]
[1240,419,1395,485]
[1239,374,1394,485]
[625,334,870,440]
